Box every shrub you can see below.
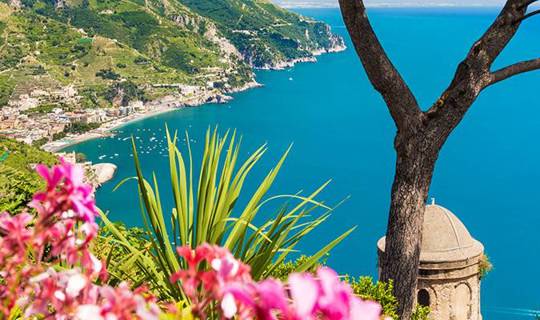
[32,137,49,147]
[412,305,430,320]
[103,80,145,106]
[22,103,57,115]
[269,255,322,281]
[53,131,67,140]
[134,56,149,65]
[0,76,14,107]
[348,277,398,319]
[65,122,101,134]
[479,253,493,279]
[93,223,151,287]
[0,137,57,213]
[96,68,121,80]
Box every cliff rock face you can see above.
[170,13,202,33]
[204,23,242,60]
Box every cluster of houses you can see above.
[1,86,74,144]
[0,81,233,146]
[0,85,147,145]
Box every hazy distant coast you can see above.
[273,0,513,8]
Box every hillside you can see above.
[0,0,343,106]
[179,0,345,68]
[0,136,57,213]
[0,0,344,146]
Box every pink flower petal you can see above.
[288,273,319,317]
[221,293,238,318]
[350,298,382,320]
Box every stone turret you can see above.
[377,203,484,320]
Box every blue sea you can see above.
[64,8,540,319]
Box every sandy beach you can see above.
[42,107,175,152]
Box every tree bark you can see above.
[380,132,439,319]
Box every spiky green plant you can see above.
[100,127,355,300]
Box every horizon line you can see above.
[277,3,529,9]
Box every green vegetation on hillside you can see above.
[0,136,57,213]
[0,0,342,108]
[179,0,344,67]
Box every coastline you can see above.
[257,44,347,70]
[43,80,262,152]
[43,45,346,153]
[43,107,181,152]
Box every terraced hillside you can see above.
[0,0,344,108]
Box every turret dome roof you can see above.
[377,204,483,263]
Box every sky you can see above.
[272,0,511,8]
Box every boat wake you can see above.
[485,306,539,317]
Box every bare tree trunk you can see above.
[380,134,439,319]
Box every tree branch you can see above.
[338,0,422,131]
[519,0,539,9]
[490,58,540,84]
[514,8,540,23]
[425,0,533,141]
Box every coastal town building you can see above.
[0,79,234,148]
[377,203,484,320]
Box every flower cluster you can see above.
[171,244,382,320]
[0,160,159,319]
[0,161,382,320]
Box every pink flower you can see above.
[254,279,290,319]
[32,159,97,223]
[289,273,319,318]
[222,292,240,318]
[211,252,240,279]
[288,267,382,320]
[317,267,354,319]
[76,305,103,320]
[176,245,210,270]
[35,163,63,192]
[0,162,160,319]
[0,212,33,252]
[350,299,383,320]
[221,282,258,319]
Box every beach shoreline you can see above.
[43,80,263,152]
[43,46,346,153]
[42,106,182,152]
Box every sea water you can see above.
[64,8,540,319]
